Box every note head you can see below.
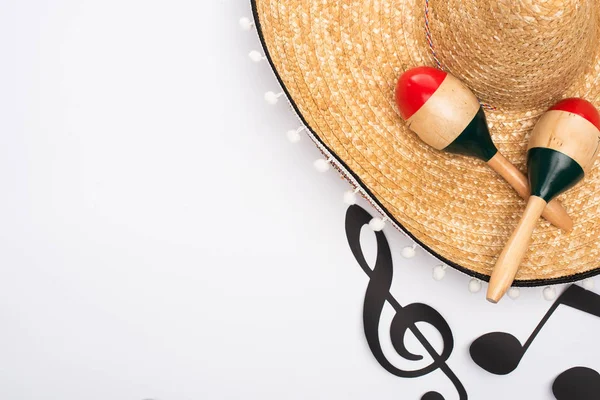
[553,366,600,400]
[469,332,523,375]
[421,391,445,400]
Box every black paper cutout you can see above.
[470,332,522,375]
[553,367,600,400]
[345,205,468,400]
[421,391,445,400]
[470,285,600,375]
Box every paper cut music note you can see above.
[470,285,600,375]
[345,205,468,400]
[553,366,600,400]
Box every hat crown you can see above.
[428,0,598,110]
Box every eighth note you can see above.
[470,285,600,375]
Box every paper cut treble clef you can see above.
[345,205,467,400]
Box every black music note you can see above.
[345,205,468,400]
[470,285,600,375]
[553,366,600,400]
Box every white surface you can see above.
[0,1,598,399]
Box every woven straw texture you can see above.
[253,0,600,284]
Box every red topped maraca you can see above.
[395,66,572,231]
[488,98,600,302]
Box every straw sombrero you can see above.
[249,0,600,286]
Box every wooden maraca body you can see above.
[487,98,600,303]
[396,66,572,231]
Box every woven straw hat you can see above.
[251,0,600,285]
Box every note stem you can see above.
[521,293,564,353]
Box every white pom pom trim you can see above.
[239,17,255,31]
[313,157,331,172]
[264,91,284,105]
[369,217,387,232]
[543,286,556,301]
[343,187,360,205]
[507,287,520,299]
[433,265,447,281]
[582,278,595,290]
[249,50,266,62]
[286,127,304,143]
[401,244,417,259]
[468,278,482,293]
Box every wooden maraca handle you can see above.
[486,196,547,303]
[487,153,573,231]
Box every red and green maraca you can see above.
[395,66,572,231]
[487,98,600,302]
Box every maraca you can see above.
[487,98,600,303]
[395,66,572,231]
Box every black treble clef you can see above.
[345,205,467,400]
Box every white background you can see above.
[0,1,598,399]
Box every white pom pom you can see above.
[369,217,386,232]
[433,265,447,281]
[249,50,265,62]
[543,286,556,301]
[313,158,331,172]
[468,278,482,293]
[239,17,254,31]
[286,128,302,143]
[507,287,520,299]
[401,244,417,259]
[582,278,595,290]
[264,91,283,105]
[343,188,359,205]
